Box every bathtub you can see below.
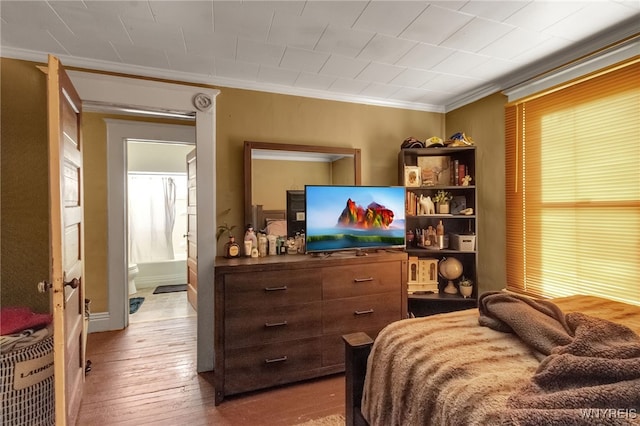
[134,258,187,289]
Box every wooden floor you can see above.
[78,316,345,425]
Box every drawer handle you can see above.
[265,356,288,364]
[264,286,288,291]
[353,277,374,283]
[265,320,288,328]
[354,309,374,315]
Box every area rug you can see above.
[294,414,345,426]
[153,284,187,294]
[129,297,144,314]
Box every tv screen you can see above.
[305,185,406,253]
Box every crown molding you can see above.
[503,37,639,102]
[444,82,504,113]
[1,46,444,113]
[444,14,640,112]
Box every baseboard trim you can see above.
[135,273,186,288]
[87,311,118,333]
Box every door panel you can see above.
[186,148,198,311]
[47,54,85,426]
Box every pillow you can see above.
[265,219,287,236]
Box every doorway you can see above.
[126,140,195,323]
[103,120,196,327]
[67,71,218,373]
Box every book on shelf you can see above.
[453,159,459,186]
[406,191,416,215]
[458,164,466,185]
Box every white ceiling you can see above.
[1,1,638,112]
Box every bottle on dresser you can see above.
[244,224,258,256]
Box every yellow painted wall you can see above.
[81,113,110,312]
[446,92,508,292]
[0,58,50,312]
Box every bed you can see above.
[343,292,640,426]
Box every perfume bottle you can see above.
[244,224,257,253]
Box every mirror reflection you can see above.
[244,141,361,236]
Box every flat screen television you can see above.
[304,185,406,254]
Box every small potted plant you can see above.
[216,209,237,240]
[433,190,453,214]
[216,222,236,240]
[458,276,473,298]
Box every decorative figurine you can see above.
[418,195,435,215]
[462,175,472,186]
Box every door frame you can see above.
[68,70,219,372]
[104,120,195,329]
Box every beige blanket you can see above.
[361,295,640,426]
[479,292,640,425]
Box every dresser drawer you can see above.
[225,269,322,309]
[225,302,322,349]
[224,337,322,395]
[322,262,400,300]
[322,292,401,335]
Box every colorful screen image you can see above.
[305,185,406,253]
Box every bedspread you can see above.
[361,295,640,426]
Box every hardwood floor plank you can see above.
[79,316,345,425]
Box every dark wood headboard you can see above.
[254,205,285,232]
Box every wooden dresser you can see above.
[214,251,407,404]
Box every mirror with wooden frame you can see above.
[244,141,361,236]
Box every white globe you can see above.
[439,257,463,280]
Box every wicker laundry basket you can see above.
[1,334,54,426]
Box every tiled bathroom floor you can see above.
[129,286,196,323]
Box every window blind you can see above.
[505,59,640,305]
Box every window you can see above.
[505,60,639,305]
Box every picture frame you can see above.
[404,166,421,187]
[451,195,466,215]
[417,156,451,186]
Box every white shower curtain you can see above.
[128,174,178,263]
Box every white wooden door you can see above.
[47,54,85,425]
[186,148,198,311]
